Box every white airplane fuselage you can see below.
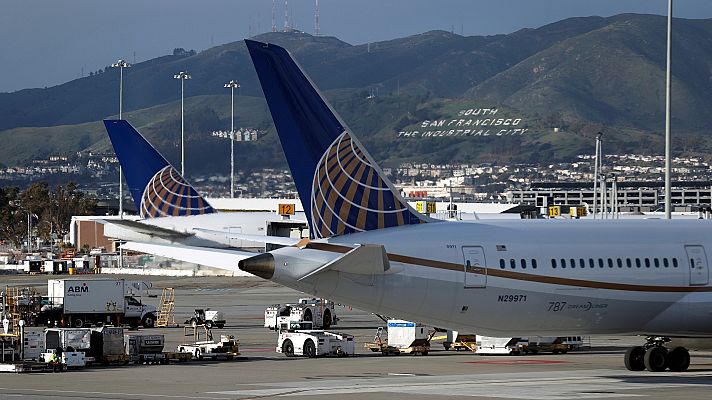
[266,218,712,337]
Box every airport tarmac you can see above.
[2,274,712,399]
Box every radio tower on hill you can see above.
[272,0,277,32]
[315,0,320,36]
[283,0,290,32]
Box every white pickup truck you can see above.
[276,318,354,358]
[265,298,337,330]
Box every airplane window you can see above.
[551,259,557,269]
[532,259,538,269]
[636,258,641,268]
[654,258,660,268]
[673,258,678,268]
[626,258,632,268]
[607,259,613,268]
[598,259,604,268]
[616,258,623,268]
[645,258,651,268]
[663,258,669,268]
[570,259,576,269]
[579,258,585,268]
[520,259,526,269]
[589,258,595,268]
[500,259,505,269]
[561,258,566,268]
[690,258,695,268]
[510,259,516,269]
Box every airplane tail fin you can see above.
[245,39,431,239]
[103,119,215,218]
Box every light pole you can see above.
[11,201,32,253]
[592,133,603,219]
[110,59,131,218]
[664,0,673,219]
[173,71,192,176]
[224,80,240,198]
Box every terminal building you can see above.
[506,181,712,212]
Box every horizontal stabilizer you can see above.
[299,244,392,281]
[101,219,193,239]
[194,228,301,246]
[121,242,256,275]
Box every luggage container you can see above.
[45,328,92,352]
[22,327,45,361]
[365,320,432,355]
[90,327,128,364]
[125,334,168,364]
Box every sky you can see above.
[2,0,712,93]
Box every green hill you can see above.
[1,14,711,176]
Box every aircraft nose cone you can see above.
[239,253,275,279]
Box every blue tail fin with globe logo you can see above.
[103,119,215,219]
[244,39,432,239]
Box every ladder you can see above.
[4,286,21,335]
[156,288,176,328]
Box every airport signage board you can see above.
[278,203,295,216]
[415,201,436,214]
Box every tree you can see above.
[0,186,26,248]
[20,182,51,245]
[0,182,97,250]
[47,182,97,241]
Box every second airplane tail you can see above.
[245,39,430,239]
[103,120,215,219]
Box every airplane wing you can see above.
[121,241,256,275]
[194,228,301,246]
[100,219,193,239]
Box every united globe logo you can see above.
[139,166,214,218]
[310,131,424,238]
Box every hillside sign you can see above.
[398,107,529,139]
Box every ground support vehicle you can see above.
[520,336,584,354]
[365,321,432,356]
[475,336,522,355]
[443,331,477,352]
[41,350,86,370]
[265,298,337,330]
[177,335,240,360]
[185,309,225,329]
[40,279,156,329]
[125,334,191,364]
[276,318,354,358]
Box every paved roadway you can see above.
[1,274,712,399]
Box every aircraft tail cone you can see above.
[239,253,275,279]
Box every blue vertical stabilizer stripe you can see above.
[245,39,344,232]
[246,39,431,238]
[103,119,215,218]
[103,120,172,212]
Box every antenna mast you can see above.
[272,0,277,32]
[284,0,289,32]
[315,0,320,36]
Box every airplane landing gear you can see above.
[624,337,689,372]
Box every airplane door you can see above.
[462,246,487,288]
[685,245,709,286]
